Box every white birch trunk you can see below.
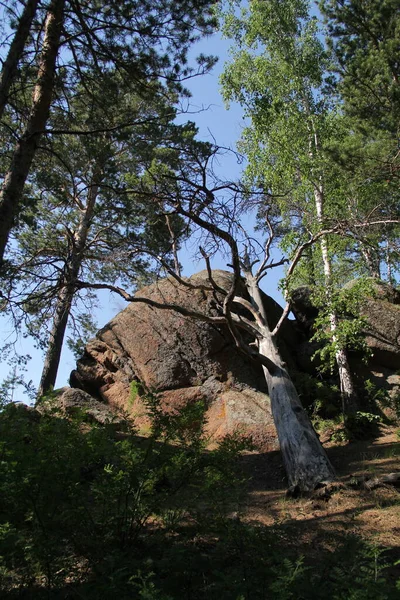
[314,186,358,415]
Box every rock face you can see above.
[70,271,299,447]
[360,288,400,370]
[69,272,399,444]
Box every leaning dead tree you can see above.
[76,152,337,493]
[171,202,337,494]
[75,145,399,492]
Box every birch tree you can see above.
[219,0,364,414]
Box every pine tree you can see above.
[319,0,400,281]
[5,74,191,396]
[0,0,217,263]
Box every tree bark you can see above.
[314,186,358,415]
[360,243,381,279]
[0,0,40,120]
[165,213,181,276]
[0,0,65,264]
[245,274,336,492]
[37,282,74,398]
[37,175,100,397]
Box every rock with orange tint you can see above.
[70,271,298,444]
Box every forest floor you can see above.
[239,423,400,581]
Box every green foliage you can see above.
[311,280,373,373]
[364,379,390,409]
[129,380,142,407]
[0,398,247,596]
[0,401,398,598]
[365,380,400,422]
[346,411,382,440]
[293,371,341,417]
[320,0,400,134]
[0,347,35,406]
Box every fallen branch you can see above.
[363,472,400,491]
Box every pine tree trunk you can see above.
[245,276,335,492]
[37,176,100,397]
[314,186,358,414]
[165,214,181,276]
[37,282,74,397]
[0,0,65,263]
[385,239,393,283]
[0,0,40,119]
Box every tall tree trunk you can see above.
[245,274,335,492]
[314,186,358,415]
[360,243,381,279]
[0,0,65,263]
[0,0,40,120]
[385,239,393,283]
[37,176,100,397]
[37,281,74,397]
[165,213,181,276]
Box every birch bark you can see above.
[314,185,358,414]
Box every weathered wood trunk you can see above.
[0,0,40,119]
[259,340,335,492]
[0,0,65,263]
[246,276,335,492]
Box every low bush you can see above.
[0,399,398,599]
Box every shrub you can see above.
[0,400,398,599]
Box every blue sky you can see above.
[0,29,286,401]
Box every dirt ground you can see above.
[238,424,400,570]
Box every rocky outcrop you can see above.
[68,272,399,443]
[37,387,127,429]
[290,286,319,334]
[359,292,400,371]
[69,271,299,446]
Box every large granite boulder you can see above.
[70,271,299,446]
[358,283,400,370]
